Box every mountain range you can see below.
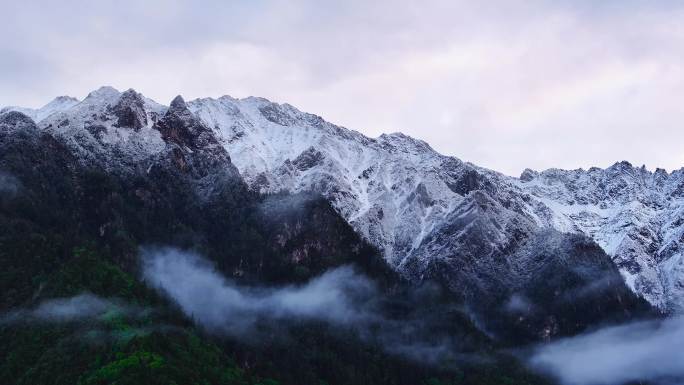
[4,86,680,312]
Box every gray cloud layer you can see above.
[529,316,684,385]
[2,1,684,175]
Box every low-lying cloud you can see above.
[1,293,143,324]
[504,293,535,315]
[529,316,684,385]
[140,247,472,364]
[141,247,377,336]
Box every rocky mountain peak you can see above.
[607,160,637,175]
[85,86,120,102]
[614,160,634,168]
[0,95,80,123]
[111,89,147,130]
[377,132,435,154]
[155,95,224,157]
[52,95,79,103]
[655,167,669,176]
[169,95,188,111]
[520,168,538,182]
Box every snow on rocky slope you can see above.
[185,94,684,311]
[35,86,167,168]
[5,87,682,311]
[186,97,554,263]
[517,165,684,311]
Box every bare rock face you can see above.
[111,89,147,130]
[258,102,297,126]
[153,95,241,189]
[292,147,325,171]
[520,168,538,182]
[156,96,222,152]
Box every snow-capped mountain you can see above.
[37,87,168,168]
[517,166,684,311]
[5,86,682,312]
[185,96,551,269]
[0,95,79,122]
[185,94,684,312]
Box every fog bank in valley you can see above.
[530,316,684,385]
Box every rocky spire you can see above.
[154,96,237,177]
[154,95,227,158]
[520,168,539,182]
[111,89,147,130]
[169,95,187,111]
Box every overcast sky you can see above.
[2,0,684,175]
